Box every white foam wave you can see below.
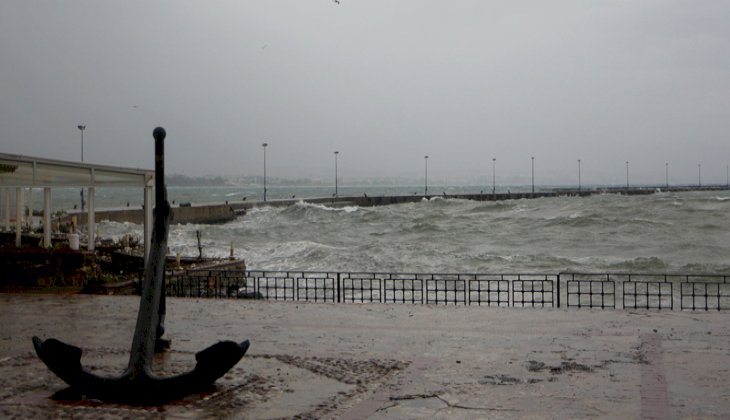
[97,191,729,274]
[294,201,359,213]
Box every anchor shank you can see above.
[128,127,170,375]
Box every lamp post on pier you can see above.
[492,158,496,196]
[262,143,268,202]
[334,151,339,198]
[424,155,429,196]
[78,125,86,162]
[578,159,581,192]
[665,162,669,189]
[698,163,702,187]
[77,124,86,211]
[625,161,630,189]
[531,156,535,194]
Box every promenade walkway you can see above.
[1,294,729,418]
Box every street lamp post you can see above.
[424,155,429,196]
[262,143,268,202]
[77,125,86,212]
[578,159,581,192]
[334,151,339,198]
[626,161,630,189]
[492,158,496,196]
[698,163,702,187]
[727,165,729,188]
[531,156,535,194]
[666,162,669,189]
[77,125,86,162]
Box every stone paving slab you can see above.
[1,294,729,418]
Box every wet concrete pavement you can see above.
[1,294,729,418]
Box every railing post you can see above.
[337,272,341,303]
[294,272,299,301]
[557,273,561,308]
[466,275,470,306]
[421,274,426,304]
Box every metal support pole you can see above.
[578,159,582,192]
[262,143,268,202]
[557,274,561,308]
[424,155,429,196]
[43,188,51,248]
[78,125,86,212]
[88,187,95,251]
[531,157,534,194]
[3,188,9,232]
[27,188,33,231]
[337,272,341,303]
[334,151,339,198]
[698,164,702,187]
[15,188,22,246]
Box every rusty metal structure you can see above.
[32,127,249,404]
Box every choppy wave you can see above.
[98,190,730,274]
[604,256,669,272]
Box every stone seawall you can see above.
[90,185,728,225]
[94,204,236,225]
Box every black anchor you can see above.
[33,127,249,404]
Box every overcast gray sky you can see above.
[1,1,729,186]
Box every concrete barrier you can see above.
[88,185,729,225]
[95,204,236,225]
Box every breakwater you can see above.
[94,203,236,225]
[90,184,729,225]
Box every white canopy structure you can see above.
[0,152,154,262]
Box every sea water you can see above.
[87,188,730,274]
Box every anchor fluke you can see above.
[33,336,249,404]
[193,339,250,383]
[32,337,85,388]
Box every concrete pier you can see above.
[92,203,237,225]
[83,185,728,225]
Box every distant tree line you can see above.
[166,174,230,186]
[166,173,443,187]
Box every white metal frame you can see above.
[0,153,154,263]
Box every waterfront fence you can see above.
[165,270,730,311]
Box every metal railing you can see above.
[165,270,730,311]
